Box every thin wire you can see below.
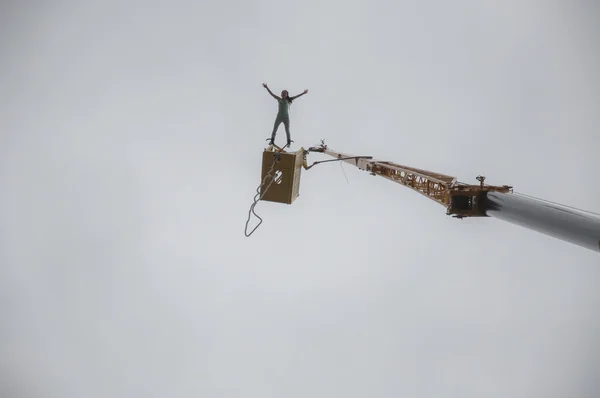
[513,191,600,217]
[244,159,279,237]
[340,161,349,184]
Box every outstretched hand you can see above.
[303,89,308,94]
[262,83,268,88]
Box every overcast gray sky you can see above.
[2,1,600,397]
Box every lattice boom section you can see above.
[377,162,456,184]
[370,162,453,207]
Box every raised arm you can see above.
[290,89,308,100]
[262,83,280,100]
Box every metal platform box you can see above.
[260,148,304,204]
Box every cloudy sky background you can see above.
[2,1,599,397]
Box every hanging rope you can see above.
[340,161,349,184]
[244,154,280,237]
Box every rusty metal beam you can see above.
[313,144,511,217]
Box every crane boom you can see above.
[307,143,600,253]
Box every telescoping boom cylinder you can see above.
[484,192,600,252]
